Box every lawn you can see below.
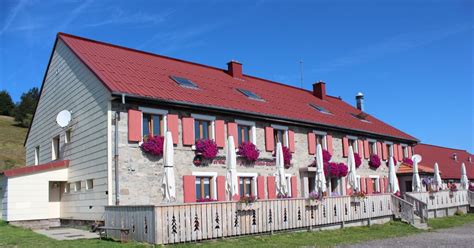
[0,115,27,171]
[1,214,473,247]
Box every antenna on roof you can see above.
[299,60,304,88]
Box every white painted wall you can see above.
[5,169,68,222]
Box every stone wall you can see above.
[112,103,402,205]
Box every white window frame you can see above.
[236,172,258,198]
[271,124,289,147]
[191,113,216,140]
[313,130,328,150]
[74,181,81,192]
[285,173,292,197]
[65,129,72,144]
[369,175,380,193]
[139,107,168,142]
[52,136,60,161]
[384,141,394,159]
[235,119,257,145]
[401,144,408,158]
[34,146,40,165]
[86,179,94,190]
[192,171,218,199]
[347,135,359,153]
[64,183,70,194]
[355,175,361,191]
[367,138,377,155]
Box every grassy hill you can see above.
[0,115,27,171]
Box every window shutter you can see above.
[379,178,384,193]
[408,146,413,159]
[183,175,196,203]
[227,122,238,146]
[360,177,366,193]
[288,130,295,153]
[267,176,276,199]
[128,109,142,142]
[307,132,316,155]
[357,140,364,156]
[291,176,298,198]
[383,177,388,193]
[398,145,403,161]
[327,134,334,154]
[216,176,226,201]
[265,127,274,152]
[182,117,195,146]
[377,142,382,157]
[167,114,179,145]
[363,140,370,159]
[257,176,265,199]
[382,143,388,160]
[342,137,349,157]
[366,178,373,194]
[215,120,226,148]
[393,144,399,162]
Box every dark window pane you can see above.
[171,76,198,88]
[202,121,209,139]
[244,126,249,143]
[238,126,243,145]
[194,121,200,140]
[195,178,201,200]
[143,114,150,137]
[153,115,161,136]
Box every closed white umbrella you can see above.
[388,156,400,194]
[162,131,176,202]
[275,142,288,196]
[412,155,422,192]
[433,163,442,190]
[226,136,239,200]
[460,163,469,190]
[314,144,327,196]
[347,145,359,193]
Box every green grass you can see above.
[1,214,473,248]
[0,115,27,171]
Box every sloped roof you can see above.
[415,143,473,180]
[397,162,435,175]
[57,33,417,142]
[0,160,69,177]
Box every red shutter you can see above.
[327,134,333,154]
[182,117,195,146]
[215,120,225,148]
[257,176,265,199]
[393,144,399,162]
[363,140,370,158]
[383,177,388,193]
[307,133,316,155]
[366,178,373,194]
[265,127,274,152]
[377,142,382,157]
[342,137,349,157]
[379,178,384,193]
[227,122,238,146]
[288,130,295,153]
[360,177,366,193]
[382,143,388,160]
[183,175,196,203]
[357,140,364,156]
[128,109,142,142]
[291,176,298,198]
[398,145,403,161]
[267,176,276,199]
[216,176,226,201]
[167,114,179,145]
[408,146,413,159]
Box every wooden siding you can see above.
[406,190,470,210]
[24,40,110,220]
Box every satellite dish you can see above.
[412,154,422,163]
[56,110,72,128]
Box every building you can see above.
[0,33,418,226]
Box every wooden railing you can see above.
[469,191,474,207]
[391,195,415,225]
[104,205,156,243]
[106,194,393,244]
[405,194,428,223]
[407,190,469,210]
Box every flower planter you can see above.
[305,199,322,207]
[237,203,258,211]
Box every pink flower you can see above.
[273,146,292,168]
[140,135,164,156]
[195,139,218,160]
[338,163,348,177]
[402,157,413,165]
[237,142,260,162]
[322,149,332,163]
[369,154,381,169]
[354,153,362,168]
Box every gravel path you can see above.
[339,222,474,248]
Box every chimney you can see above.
[227,60,243,79]
[356,92,364,111]
[312,81,326,100]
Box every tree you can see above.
[15,87,39,127]
[0,90,15,116]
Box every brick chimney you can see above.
[313,81,326,100]
[227,60,243,79]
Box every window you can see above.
[170,76,198,88]
[65,129,72,144]
[285,174,292,197]
[352,112,370,122]
[348,136,358,153]
[86,179,94,190]
[34,146,40,165]
[327,177,343,196]
[237,89,263,101]
[74,181,81,192]
[192,172,217,201]
[385,143,394,158]
[309,104,331,114]
[370,176,380,193]
[272,124,288,147]
[64,183,70,194]
[238,124,251,145]
[139,107,168,140]
[192,114,215,141]
[52,136,60,160]
[401,145,409,159]
[368,140,376,155]
[237,173,258,197]
[314,131,327,149]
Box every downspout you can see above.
[113,94,125,205]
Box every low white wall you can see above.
[5,168,68,221]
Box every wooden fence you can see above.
[404,194,428,223]
[105,194,393,244]
[104,205,156,244]
[406,190,469,211]
[469,191,474,207]
[391,195,415,225]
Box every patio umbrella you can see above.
[412,155,422,192]
[314,144,327,196]
[460,163,469,190]
[275,142,288,196]
[388,156,400,194]
[433,163,443,190]
[226,136,239,200]
[162,131,176,202]
[347,145,359,193]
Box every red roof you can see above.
[397,162,436,175]
[0,160,69,177]
[58,33,416,142]
[415,144,473,180]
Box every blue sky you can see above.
[0,0,473,152]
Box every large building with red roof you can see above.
[1,33,419,223]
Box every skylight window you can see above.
[352,112,370,123]
[238,89,263,101]
[170,76,198,88]
[309,104,331,114]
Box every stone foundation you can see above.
[9,218,61,229]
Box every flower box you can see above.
[305,199,322,207]
[237,203,258,211]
